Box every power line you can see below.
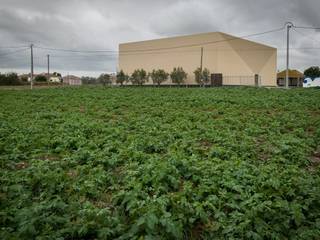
[1,47,320,60]
[4,25,317,59]
[117,27,285,53]
[0,48,29,57]
[34,45,116,53]
[293,26,320,30]
[50,54,118,58]
[0,45,29,49]
[1,25,314,54]
[292,27,320,45]
[32,26,285,54]
[36,48,278,58]
[0,25,317,57]
[2,46,320,62]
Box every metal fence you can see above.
[222,75,261,86]
[108,74,262,87]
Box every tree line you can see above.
[1,66,319,86]
[0,73,22,86]
[115,67,211,86]
[0,72,62,86]
[82,67,210,86]
[81,74,112,86]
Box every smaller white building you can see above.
[49,76,61,83]
[63,75,82,85]
[303,78,320,88]
[27,73,62,83]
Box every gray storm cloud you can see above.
[0,0,319,76]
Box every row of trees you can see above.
[33,72,62,82]
[117,66,320,86]
[2,66,317,86]
[115,67,211,86]
[0,73,22,86]
[0,73,65,85]
[81,74,112,86]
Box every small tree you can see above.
[20,75,28,82]
[0,72,21,85]
[116,70,129,86]
[202,68,210,85]
[194,67,210,86]
[170,67,187,86]
[81,76,97,84]
[98,73,112,86]
[35,75,47,82]
[6,72,20,85]
[150,69,169,86]
[304,66,320,80]
[194,68,202,84]
[53,72,62,78]
[131,69,148,85]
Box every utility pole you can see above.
[285,22,293,89]
[47,54,50,85]
[200,47,203,72]
[200,47,203,87]
[30,44,34,90]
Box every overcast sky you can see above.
[0,0,319,77]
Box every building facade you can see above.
[277,69,304,87]
[119,32,277,86]
[63,75,82,86]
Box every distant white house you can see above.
[49,76,61,83]
[27,73,62,83]
[63,75,82,85]
[303,78,320,88]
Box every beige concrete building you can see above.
[119,32,277,86]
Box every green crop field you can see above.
[1,87,320,239]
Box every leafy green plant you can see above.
[0,87,320,239]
